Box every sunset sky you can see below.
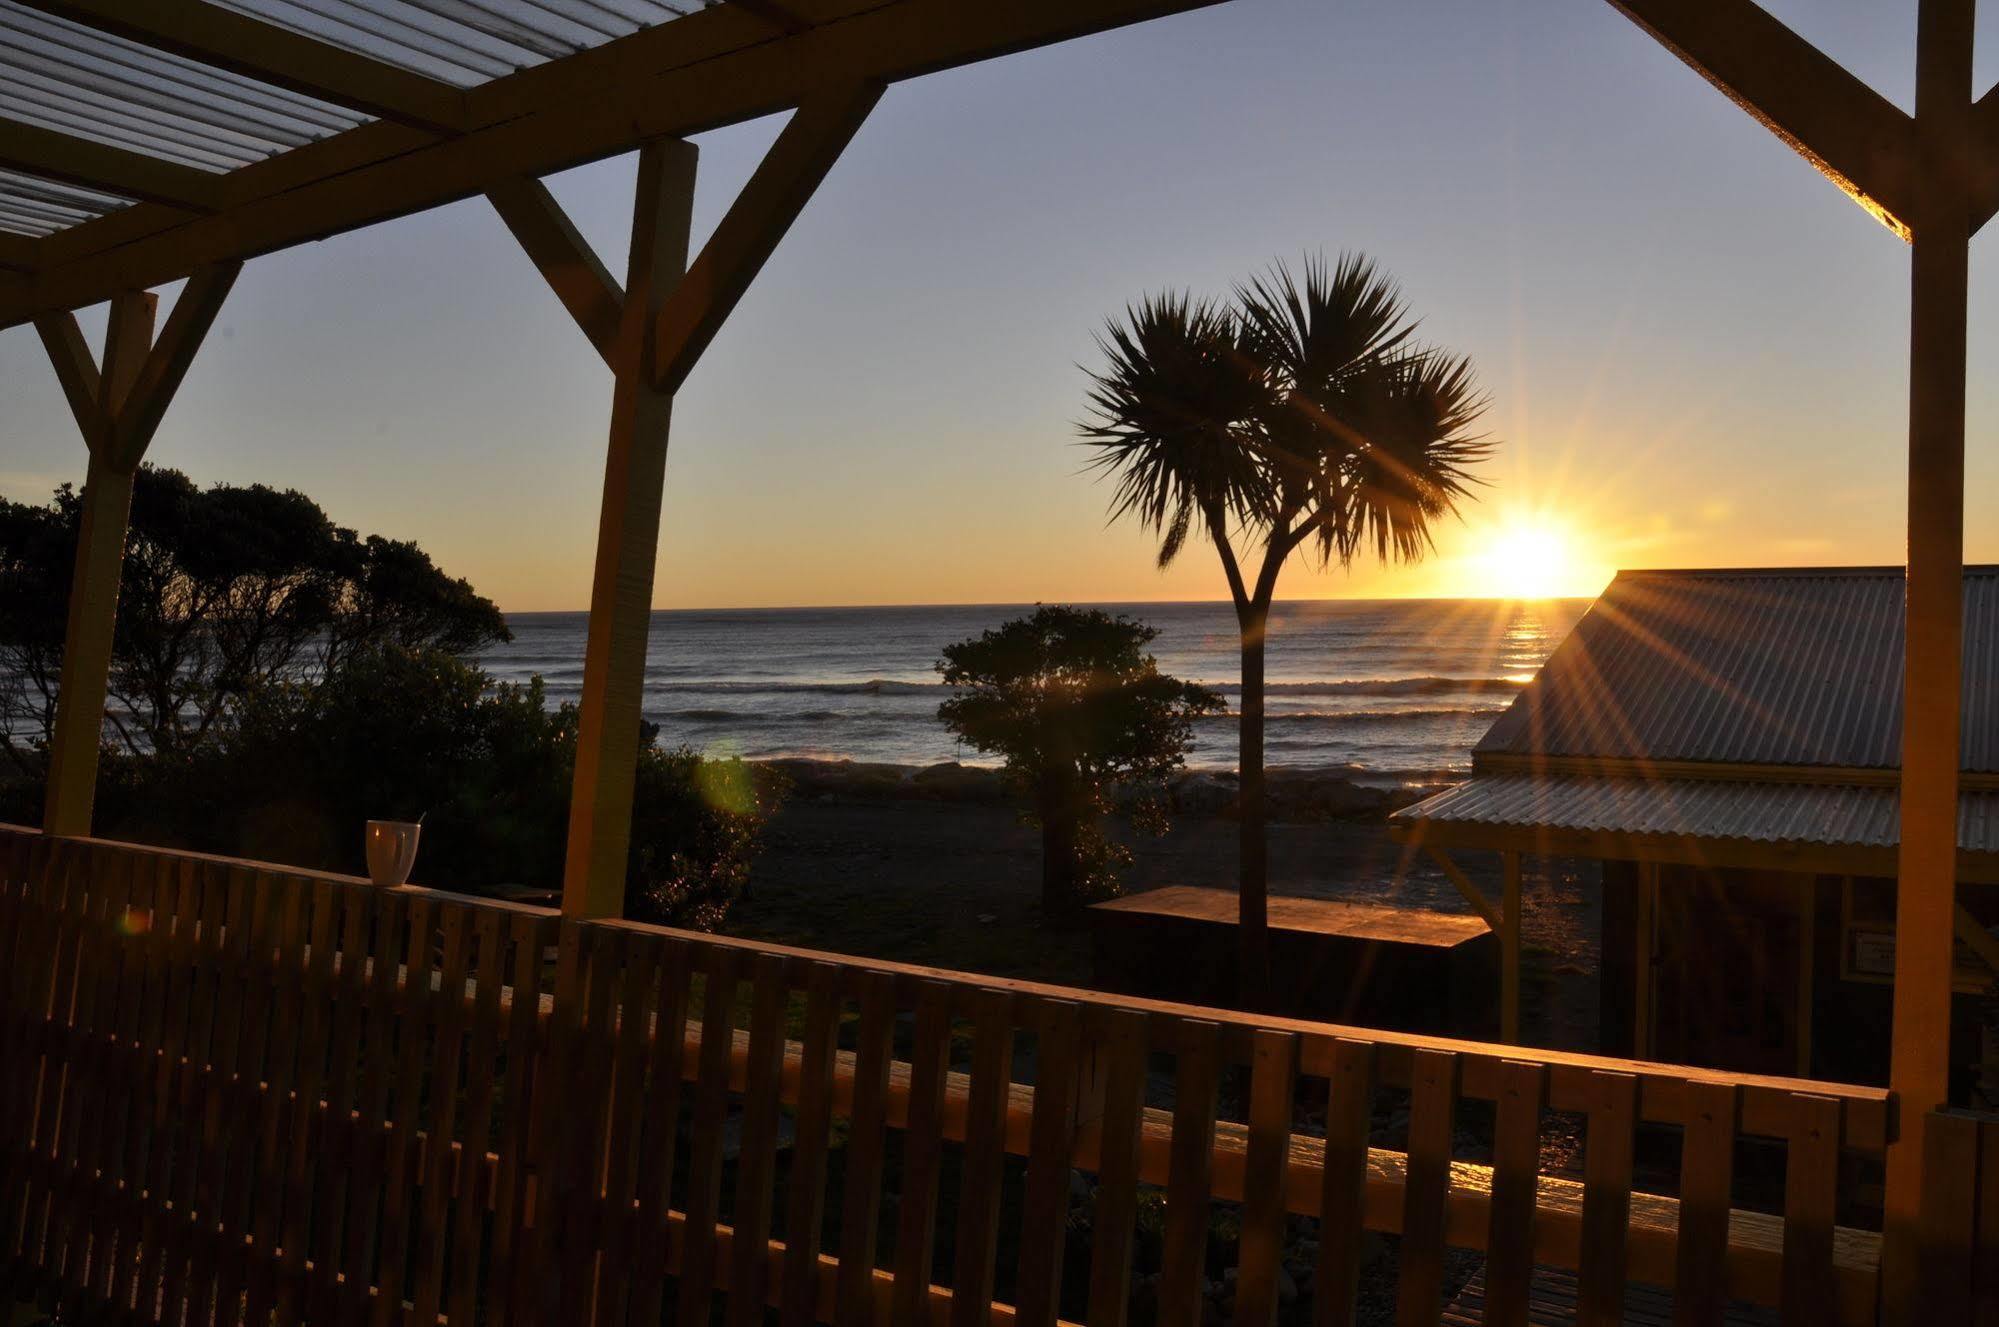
[3,0,1996,611]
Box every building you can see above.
[1393,566,1999,1092]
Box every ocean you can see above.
[479,599,1588,784]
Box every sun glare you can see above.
[1471,519,1582,600]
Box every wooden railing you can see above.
[0,827,1910,1325]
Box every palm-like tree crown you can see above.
[1078,293,1275,569]
[1079,254,1491,579]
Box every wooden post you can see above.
[1634,861,1655,1060]
[1500,851,1522,1044]
[1884,0,1975,1309]
[40,290,153,837]
[498,88,879,919]
[31,267,242,839]
[561,139,697,920]
[1796,876,1816,1078]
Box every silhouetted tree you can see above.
[0,465,510,773]
[1081,254,1492,1003]
[938,606,1221,917]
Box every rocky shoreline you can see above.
[753,757,1455,822]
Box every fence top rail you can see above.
[3,823,1896,1148]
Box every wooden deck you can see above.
[11,827,1994,1327]
[1442,1262,1778,1326]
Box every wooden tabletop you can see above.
[1090,885,1492,947]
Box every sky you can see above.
[3,0,1996,611]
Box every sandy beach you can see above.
[729,758,1605,1052]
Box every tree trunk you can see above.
[1238,601,1271,1010]
[1040,789,1080,918]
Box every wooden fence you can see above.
[0,827,1921,1325]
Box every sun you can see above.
[1469,519,1583,599]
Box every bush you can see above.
[938,606,1221,916]
[79,646,777,930]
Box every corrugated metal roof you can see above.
[1393,775,1999,857]
[1475,566,1999,774]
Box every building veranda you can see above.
[3,2,1998,1324]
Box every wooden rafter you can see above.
[0,117,221,212]
[111,262,242,467]
[486,177,626,370]
[0,0,1223,329]
[9,0,469,133]
[31,308,104,441]
[0,232,39,272]
[1604,0,1922,239]
[651,80,882,393]
[725,0,811,34]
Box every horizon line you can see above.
[498,592,1602,615]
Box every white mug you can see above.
[365,819,421,887]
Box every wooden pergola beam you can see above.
[9,0,469,133]
[652,80,881,393]
[0,232,39,272]
[0,117,221,212]
[725,0,811,34]
[1604,0,1923,238]
[110,261,242,468]
[486,177,626,370]
[0,0,1223,329]
[32,309,103,442]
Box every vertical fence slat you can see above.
[1084,1008,1148,1327]
[1158,1019,1220,1327]
[274,877,341,1323]
[94,852,146,1309]
[367,891,434,1327]
[0,836,36,1284]
[1780,1092,1840,1326]
[1674,1079,1738,1327]
[2,840,65,1292]
[949,988,1016,1327]
[1916,1110,1979,1326]
[626,935,691,1327]
[1483,1059,1546,1327]
[553,925,623,1325]
[309,884,375,1318]
[158,859,223,1320]
[43,844,95,1303]
[490,911,556,1327]
[411,901,474,1326]
[1394,1047,1457,1327]
[835,970,897,1327]
[57,845,130,1313]
[184,860,237,1325]
[1314,1037,1374,1327]
[726,953,791,1327]
[1013,997,1082,1327]
[779,960,844,1327]
[1975,1117,1999,1327]
[220,870,280,1326]
[593,927,662,1327]
[27,844,86,1294]
[890,980,954,1327]
[343,888,408,1327]
[1576,1069,1636,1327]
[448,908,511,1327]
[676,943,742,1327]
[212,866,266,1326]
[96,851,153,1314]
[1235,1028,1298,1327]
